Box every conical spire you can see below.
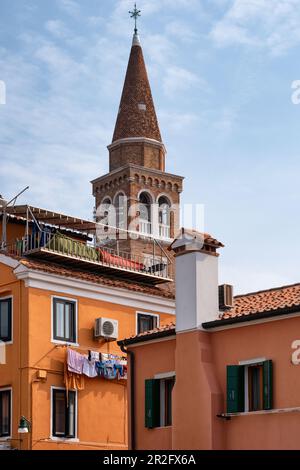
[112,34,162,143]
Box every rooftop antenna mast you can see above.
[0,186,29,250]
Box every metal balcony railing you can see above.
[6,231,173,284]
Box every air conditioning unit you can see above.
[219,284,234,311]
[95,317,118,341]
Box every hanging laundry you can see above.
[83,357,98,378]
[64,361,85,393]
[104,360,118,380]
[67,348,84,374]
[95,361,105,378]
[89,350,100,362]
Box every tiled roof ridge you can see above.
[234,282,300,299]
[0,254,175,300]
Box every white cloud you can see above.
[211,0,300,55]
[159,110,199,133]
[163,66,204,97]
[45,20,70,39]
[57,0,80,18]
[165,20,199,43]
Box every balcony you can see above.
[7,231,173,285]
[139,219,152,236]
[159,224,170,240]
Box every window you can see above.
[139,192,152,234]
[137,313,158,335]
[227,360,273,414]
[53,298,76,344]
[145,376,175,429]
[248,365,263,411]
[52,389,76,439]
[115,193,126,229]
[0,389,11,437]
[0,298,12,343]
[158,197,171,239]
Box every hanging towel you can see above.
[83,358,98,378]
[67,348,84,374]
[64,360,85,394]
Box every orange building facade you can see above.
[119,230,300,450]
[0,240,175,450]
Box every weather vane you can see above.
[129,3,141,34]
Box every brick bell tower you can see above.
[92,15,184,261]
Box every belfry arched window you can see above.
[158,196,171,239]
[139,192,152,235]
[115,193,126,230]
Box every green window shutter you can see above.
[227,365,245,413]
[145,379,160,429]
[263,360,273,410]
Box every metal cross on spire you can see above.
[129,3,141,34]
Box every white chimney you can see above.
[170,229,224,332]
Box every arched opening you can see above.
[158,196,171,239]
[139,192,152,235]
[115,193,126,230]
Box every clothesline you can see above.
[56,343,127,361]
[65,348,128,393]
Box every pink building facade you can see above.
[119,229,300,450]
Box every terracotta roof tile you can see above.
[118,322,176,346]
[220,283,300,320]
[120,283,300,343]
[16,257,175,300]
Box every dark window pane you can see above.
[138,314,158,334]
[0,390,11,437]
[0,299,12,343]
[53,390,76,439]
[164,378,175,427]
[53,299,76,343]
[248,365,263,411]
[53,391,66,436]
[67,392,76,438]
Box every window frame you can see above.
[0,388,12,439]
[51,387,78,440]
[159,377,175,427]
[145,373,175,429]
[239,357,266,413]
[51,297,78,346]
[0,296,13,344]
[136,312,159,335]
[226,357,273,414]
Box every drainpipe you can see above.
[120,344,135,451]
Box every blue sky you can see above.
[1,0,300,294]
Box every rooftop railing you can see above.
[6,231,173,284]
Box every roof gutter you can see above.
[119,343,135,451]
[202,305,300,329]
[119,328,176,347]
